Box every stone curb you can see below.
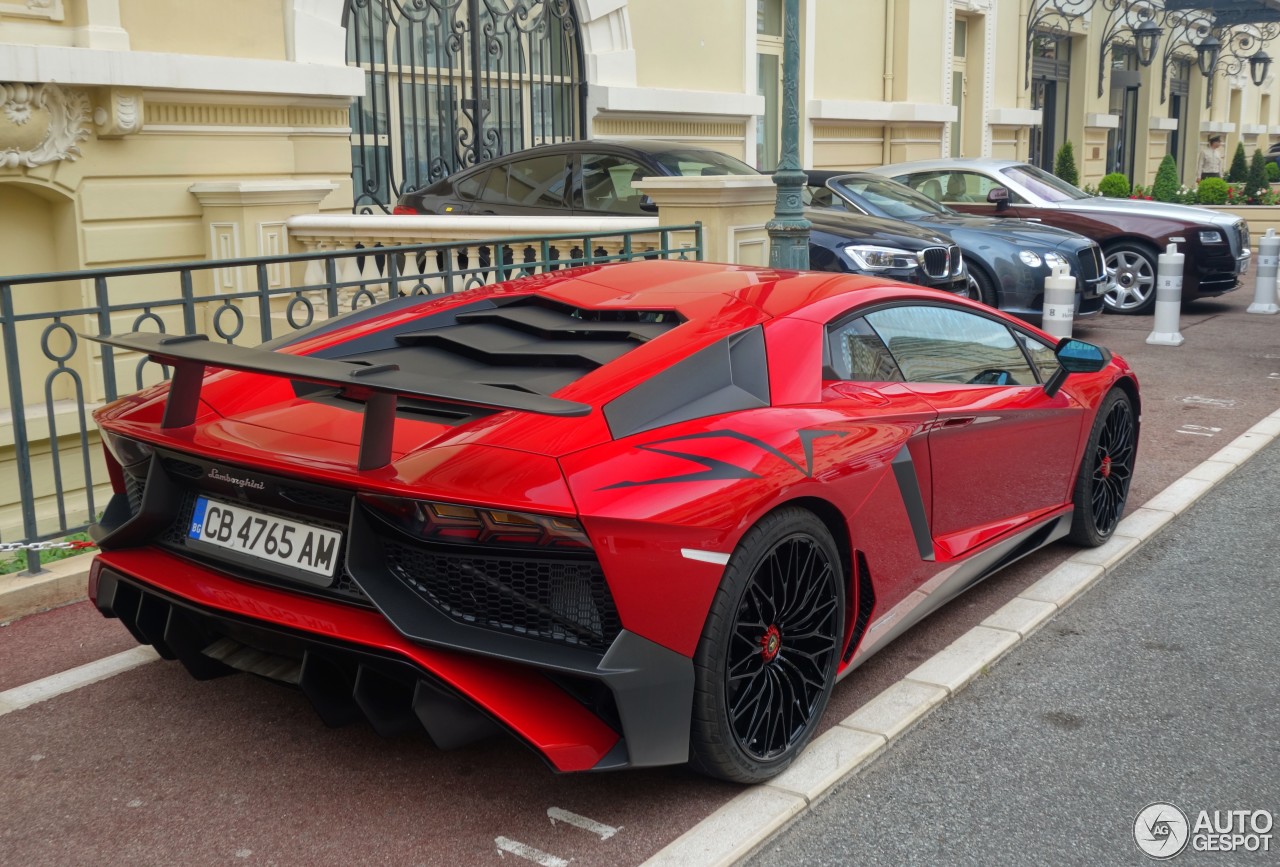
[640,406,1280,867]
[0,555,94,625]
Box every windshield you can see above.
[1000,164,1092,203]
[830,176,950,218]
[648,149,760,177]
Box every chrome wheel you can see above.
[1103,245,1157,314]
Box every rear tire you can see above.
[1068,388,1137,547]
[688,508,845,783]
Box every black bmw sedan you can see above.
[806,171,1112,321]
[394,140,969,296]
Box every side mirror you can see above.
[638,194,658,213]
[1044,338,1112,396]
[986,186,1011,212]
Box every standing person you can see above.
[1198,135,1225,181]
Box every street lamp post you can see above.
[767,0,809,270]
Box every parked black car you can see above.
[395,140,969,296]
[806,171,1111,320]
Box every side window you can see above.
[960,171,1028,205]
[828,317,904,382]
[905,171,1027,205]
[1017,331,1059,383]
[580,153,647,214]
[864,306,1037,386]
[478,163,510,203]
[454,169,486,201]
[506,155,570,208]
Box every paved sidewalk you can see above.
[748,440,1280,867]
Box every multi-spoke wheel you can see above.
[689,508,845,783]
[1068,389,1137,547]
[1103,242,1158,315]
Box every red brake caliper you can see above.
[760,625,782,663]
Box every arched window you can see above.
[344,0,586,213]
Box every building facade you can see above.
[2,0,1278,272]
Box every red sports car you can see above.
[87,259,1138,783]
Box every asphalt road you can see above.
[748,439,1280,867]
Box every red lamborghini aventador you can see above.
[87,259,1138,783]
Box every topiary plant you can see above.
[1196,176,1230,205]
[1228,141,1248,182]
[1054,141,1080,187]
[1098,172,1131,198]
[1152,154,1180,202]
[1267,160,1279,183]
[1246,149,1269,203]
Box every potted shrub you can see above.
[1098,172,1130,198]
[1196,176,1229,205]
[1151,154,1179,203]
[1054,141,1080,186]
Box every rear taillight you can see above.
[392,205,418,215]
[361,495,591,550]
[101,432,153,495]
[102,432,154,469]
[102,441,126,495]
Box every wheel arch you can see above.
[1101,235,1160,257]
[965,257,1000,306]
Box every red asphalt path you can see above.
[2,285,1276,866]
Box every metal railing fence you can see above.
[0,224,702,574]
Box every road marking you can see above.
[1180,396,1240,408]
[548,807,619,840]
[1176,425,1222,437]
[0,646,160,716]
[1269,373,1280,380]
[495,837,569,867]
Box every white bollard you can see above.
[1247,228,1279,314]
[1146,242,1185,346]
[1041,263,1075,340]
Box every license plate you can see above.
[1238,256,1250,275]
[188,497,342,579]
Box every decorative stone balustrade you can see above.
[285,214,697,303]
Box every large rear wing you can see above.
[87,332,591,471]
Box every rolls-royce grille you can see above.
[920,246,951,278]
[383,539,622,651]
[1235,221,1250,257]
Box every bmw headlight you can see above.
[1198,230,1223,243]
[845,245,918,271]
[1043,252,1068,269]
[1018,250,1043,267]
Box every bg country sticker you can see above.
[1134,802,1275,859]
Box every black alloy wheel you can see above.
[689,508,845,783]
[1068,388,1137,546]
